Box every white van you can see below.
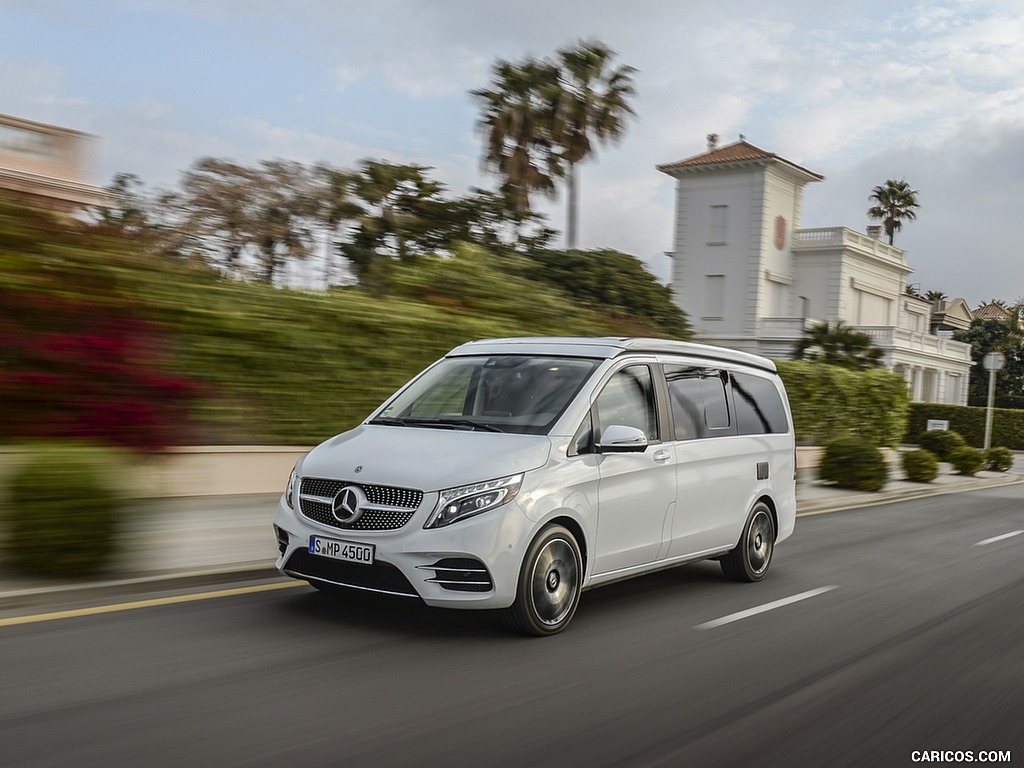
[273,337,796,635]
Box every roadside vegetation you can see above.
[0,201,689,447]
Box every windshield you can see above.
[371,355,599,435]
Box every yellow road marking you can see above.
[0,580,306,628]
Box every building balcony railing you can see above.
[850,325,973,363]
[793,227,908,266]
[757,317,815,338]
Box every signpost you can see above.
[982,351,1006,450]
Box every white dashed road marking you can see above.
[975,530,1023,547]
[697,586,838,631]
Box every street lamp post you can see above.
[982,351,1006,450]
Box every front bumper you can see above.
[272,493,531,610]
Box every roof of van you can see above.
[447,337,778,373]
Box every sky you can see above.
[2,0,1023,306]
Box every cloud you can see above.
[0,60,90,122]
[6,0,1024,304]
[330,65,363,92]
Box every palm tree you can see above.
[867,179,919,245]
[925,290,947,302]
[794,321,884,370]
[554,40,637,250]
[471,58,563,218]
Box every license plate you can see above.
[309,535,375,565]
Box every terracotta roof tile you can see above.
[973,302,1014,319]
[657,140,823,181]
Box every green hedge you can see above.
[905,403,1024,449]
[776,361,909,447]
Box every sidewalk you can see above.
[2,468,1021,610]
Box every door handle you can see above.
[653,450,671,464]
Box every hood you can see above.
[299,425,552,491]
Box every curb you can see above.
[1,474,1020,611]
[0,562,281,611]
[796,472,1024,517]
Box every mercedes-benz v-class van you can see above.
[273,337,796,635]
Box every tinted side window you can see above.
[665,366,732,439]
[704,372,731,430]
[595,365,658,440]
[666,367,704,439]
[732,372,789,435]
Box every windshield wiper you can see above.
[368,416,502,432]
[428,418,503,433]
[367,416,409,427]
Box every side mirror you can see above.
[596,424,649,453]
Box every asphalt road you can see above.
[2,485,1022,768]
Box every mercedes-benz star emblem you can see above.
[332,485,367,524]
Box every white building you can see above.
[657,137,972,405]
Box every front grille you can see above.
[284,549,419,598]
[298,478,423,531]
[419,557,493,593]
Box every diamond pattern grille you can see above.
[299,478,423,531]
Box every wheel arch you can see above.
[755,494,779,542]
[546,514,588,573]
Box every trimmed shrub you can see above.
[902,449,939,483]
[917,429,966,461]
[818,437,888,492]
[2,442,126,577]
[983,446,1015,472]
[948,445,984,477]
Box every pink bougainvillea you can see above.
[0,289,201,452]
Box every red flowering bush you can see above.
[0,288,200,452]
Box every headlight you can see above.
[425,473,523,529]
[285,466,299,509]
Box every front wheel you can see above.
[721,502,775,582]
[502,524,582,636]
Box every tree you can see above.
[441,188,556,256]
[254,160,319,283]
[471,58,563,218]
[793,321,885,370]
[867,179,919,245]
[925,290,947,302]
[554,40,636,250]
[523,247,691,339]
[953,317,1024,404]
[167,158,317,283]
[338,159,452,277]
[312,163,362,285]
[96,172,151,235]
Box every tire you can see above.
[720,502,775,582]
[502,524,582,636]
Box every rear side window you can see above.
[665,366,732,440]
[731,372,789,435]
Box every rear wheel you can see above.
[721,502,775,582]
[502,524,582,636]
